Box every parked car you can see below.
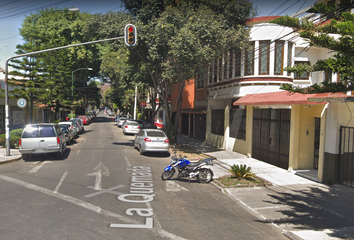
[70,118,84,133]
[116,115,129,123]
[59,122,79,138]
[77,115,89,125]
[132,119,144,129]
[122,120,141,135]
[134,129,170,155]
[19,123,67,160]
[59,124,74,144]
[117,116,131,127]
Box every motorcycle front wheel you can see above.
[197,168,214,183]
[161,169,175,180]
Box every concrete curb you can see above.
[0,155,22,165]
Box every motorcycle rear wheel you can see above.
[161,169,175,180]
[197,168,214,183]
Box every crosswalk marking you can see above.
[166,181,189,192]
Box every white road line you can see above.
[84,138,87,144]
[166,181,189,192]
[76,149,81,156]
[0,173,135,223]
[0,173,185,240]
[53,171,68,194]
[29,161,52,173]
[125,157,132,167]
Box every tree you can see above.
[271,0,354,93]
[10,8,100,121]
[123,0,255,142]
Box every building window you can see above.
[325,70,333,83]
[196,68,206,89]
[218,56,222,81]
[211,109,224,136]
[245,42,254,76]
[294,61,310,80]
[213,59,218,83]
[274,41,284,75]
[229,48,234,79]
[287,42,293,76]
[229,107,246,140]
[208,64,213,84]
[224,50,228,80]
[259,41,270,75]
[235,48,241,77]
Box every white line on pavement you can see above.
[0,173,135,223]
[125,157,132,167]
[53,171,68,194]
[29,161,52,173]
[0,173,185,240]
[76,149,81,156]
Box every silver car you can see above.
[117,116,131,127]
[59,121,78,138]
[59,124,74,144]
[134,129,170,155]
[122,120,141,135]
[19,123,66,160]
[70,118,84,133]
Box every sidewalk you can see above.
[176,134,354,240]
[0,148,22,165]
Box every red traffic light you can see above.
[125,24,137,46]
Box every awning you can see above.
[233,91,348,106]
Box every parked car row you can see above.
[117,117,170,155]
[19,115,94,161]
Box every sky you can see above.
[0,0,319,69]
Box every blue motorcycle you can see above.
[161,149,214,183]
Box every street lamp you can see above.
[29,7,80,123]
[71,68,93,119]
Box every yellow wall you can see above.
[296,104,325,169]
[232,105,253,156]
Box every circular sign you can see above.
[17,98,27,108]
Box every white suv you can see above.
[19,123,66,160]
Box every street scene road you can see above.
[0,113,287,240]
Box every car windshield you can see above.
[22,126,39,138]
[127,121,139,126]
[146,131,166,137]
[120,117,129,121]
[39,126,56,137]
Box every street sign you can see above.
[17,98,27,108]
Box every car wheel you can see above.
[22,154,30,161]
[57,145,64,159]
[139,145,144,155]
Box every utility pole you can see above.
[134,85,137,120]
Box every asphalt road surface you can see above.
[0,113,288,240]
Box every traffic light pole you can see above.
[4,35,125,156]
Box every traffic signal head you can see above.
[125,24,137,46]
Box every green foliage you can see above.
[229,164,255,180]
[120,0,255,142]
[0,128,23,149]
[272,0,354,94]
[12,8,101,122]
[137,113,143,120]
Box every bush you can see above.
[0,128,23,149]
[229,164,255,180]
[137,113,143,120]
